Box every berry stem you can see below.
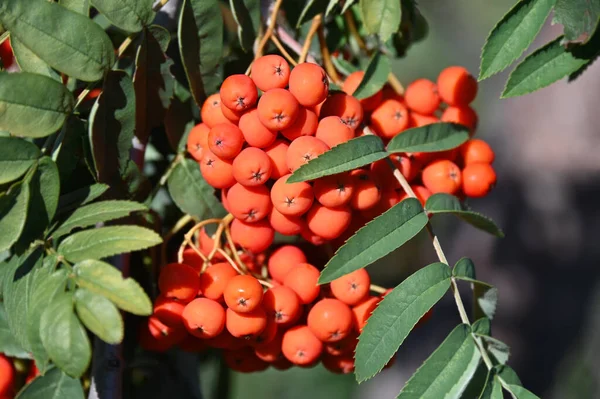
[369,284,387,295]
[207,213,234,260]
[254,0,284,60]
[270,35,298,66]
[177,218,222,263]
[223,221,249,274]
[298,14,322,64]
[317,23,342,85]
[387,73,405,96]
[344,11,369,54]
[161,213,194,265]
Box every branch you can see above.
[298,15,322,63]
[317,23,342,85]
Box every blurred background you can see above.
[133,1,600,398]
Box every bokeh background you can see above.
[132,1,600,398]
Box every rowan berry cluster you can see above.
[0,354,15,399]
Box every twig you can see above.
[387,73,405,95]
[344,11,368,54]
[317,24,342,85]
[254,0,284,59]
[270,35,298,66]
[207,213,234,260]
[177,219,222,263]
[161,214,193,265]
[298,15,322,63]
[370,284,387,295]
[276,27,319,64]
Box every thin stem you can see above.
[223,224,248,274]
[271,35,298,66]
[317,24,342,85]
[298,15,322,64]
[216,248,245,276]
[207,213,234,260]
[0,32,9,45]
[152,0,170,12]
[177,219,222,263]
[344,11,369,54]
[161,214,193,265]
[255,0,284,59]
[276,27,318,64]
[370,284,387,295]
[387,73,405,95]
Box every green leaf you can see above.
[359,0,401,42]
[56,184,108,215]
[230,0,256,51]
[471,317,491,335]
[89,70,136,182]
[386,123,470,154]
[332,56,359,76]
[0,0,115,81]
[0,137,40,185]
[178,0,223,106]
[287,135,388,183]
[502,37,590,98]
[507,385,541,399]
[91,0,155,32]
[425,194,504,237]
[58,225,162,263]
[0,180,30,252]
[297,0,328,27]
[326,0,343,17]
[474,284,498,321]
[74,288,123,344]
[355,263,452,381]
[10,37,60,81]
[453,257,476,280]
[479,0,556,80]
[351,52,390,99]
[73,259,152,315]
[397,324,481,398]
[59,0,90,15]
[480,335,510,365]
[27,269,68,373]
[16,367,85,399]
[479,370,503,399]
[460,363,491,399]
[568,23,600,81]
[53,200,147,238]
[167,157,227,220]
[0,303,30,359]
[0,72,74,138]
[40,293,91,378]
[164,97,194,152]
[553,0,600,43]
[320,198,428,283]
[495,365,522,386]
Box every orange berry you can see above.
[288,62,329,107]
[254,332,283,362]
[262,285,302,325]
[330,268,371,306]
[312,172,354,208]
[441,106,478,132]
[220,101,244,123]
[199,262,238,300]
[186,123,210,161]
[404,78,440,115]
[307,298,353,342]
[251,54,291,91]
[207,123,245,160]
[224,275,264,313]
[437,66,478,106]
[270,174,314,216]
[206,330,247,350]
[370,154,418,190]
[370,99,410,139]
[158,263,199,303]
[269,208,305,236]
[399,185,432,206]
[342,71,383,112]
[300,226,327,246]
[351,296,380,332]
[378,187,403,211]
[201,93,233,128]
[286,136,330,172]
[315,116,355,147]
[281,325,323,365]
[226,307,267,338]
[281,107,318,141]
[0,355,14,396]
[230,218,275,253]
[382,85,404,101]
[306,203,352,240]
[227,183,272,222]
[322,353,355,374]
[182,298,226,339]
[238,108,278,148]
[223,347,269,372]
[422,159,462,194]
[141,317,182,351]
[178,334,209,353]
[154,296,186,328]
[267,245,307,283]
[350,169,381,210]
[319,93,364,131]
[324,331,358,356]
[283,263,321,304]
[220,74,258,111]
[197,226,225,261]
[461,163,496,198]
[200,150,236,189]
[460,138,494,165]
[251,315,278,347]
[257,88,300,130]
[232,147,272,186]
[264,139,290,179]
[410,112,439,127]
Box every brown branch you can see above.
[317,23,342,85]
[270,35,298,66]
[298,15,322,64]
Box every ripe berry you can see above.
[226,307,267,338]
[410,112,439,127]
[269,208,305,236]
[220,74,258,111]
[262,286,302,325]
[200,150,236,189]
[350,169,381,210]
[441,106,478,132]
[206,330,246,350]
[342,71,383,112]
[300,226,327,246]
[199,262,238,301]
[371,154,418,189]
[230,218,275,253]
[251,54,291,91]
[267,245,307,283]
[264,139,290,179]
[158,263,200,303]
[281,107,318,141]
[254,332,283,362]
[270,174,314,216]
[330,268,371,306]
[154,296,186,328]
[224,275,264,313]
[146,315,186,348]
[182,298,226,339]
[325,331,358,356]
[238,109,278,148]
[306,203,352,240]
[460,139,495,165]
[283,263,321,304]
[251,316,278,346]
[288,63,329,107]
[201,93,233,128]
[462,163,496,198]
[307,298,353,342]
[0,355,14,397]
[223,347,269,372]
[322,353,355,374]
[399,185,432,206]
[207,124,245,160]
[221,101,244,123]
[437,66,478,106]
[405,78,441,115]
[351,296,380,331]
[319,93,364,130]
[422,160,462,195]
[313,172,354,207]
[227,183,272,222]
[315,116,355,147]
[232,147,272,186]
[281,325,323,365]
[370,99,410,139]
[286,136,330,172]
[257,88,300,131]
[186,123,210,161]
